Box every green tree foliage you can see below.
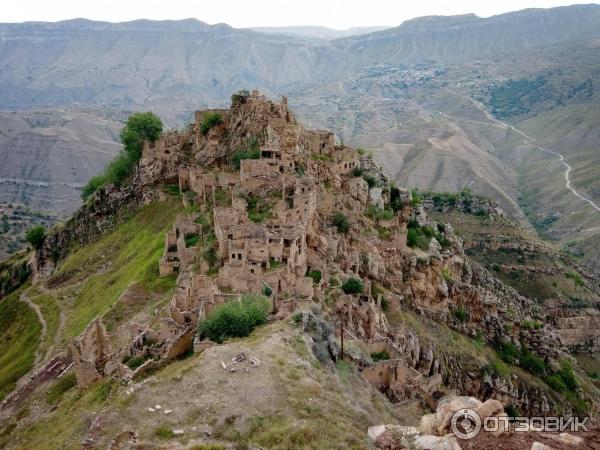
[81,112,163,199]
[342,278,364,295]
[332,212,350,234]
[198,295,269,343]
[119,112,163,160]
[201,112,224,135]
[26,226,46,250]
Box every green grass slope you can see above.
[43,198,183,345]
[0,286,42,401]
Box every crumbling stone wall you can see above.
[70,318,110,388]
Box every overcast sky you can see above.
[0,0,587,28]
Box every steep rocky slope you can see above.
[1,93,599,449]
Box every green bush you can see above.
[81,175,107,200]
[454,306,468,322]
[546,374,567,393]
[365,206,394,221]
[201,112,224,135]
[26,226,46,249]
[198,295,269,343]
[381,297,389,311]
[332,212,350,234]
[351,167,364,177]
[82,112,163,199]
[496,341,519,364]
[342,278,363,295]
[411,188,422,205]
[565,271,584,287]
[154,426,175,439]
[307,270,322,284]
[406,221,449,250]
[184,233,200,248]
[441,267,453,282]
[363,174,377,188]
[522,320,543,330]
[262,285,273,297]
[520,349,546,377]
[371,351,390,362]
[557,362,578,391]
[231,138,261,170]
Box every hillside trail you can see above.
[19,290,47,368]
[0,292,71,420]
[444,89,600,213]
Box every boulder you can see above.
[368,425,387,443]
[368,425,419,449]
[419,414,436,435]
[414,435,462,450]
[428,238,441,256]
[434,396,483,434]
[369,187,385,209]
[546,432,583,447]
[531,443,555,450]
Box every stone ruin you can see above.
[70,90,399,387]
[72,91,512,409]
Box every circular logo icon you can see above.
[450,408,482,440]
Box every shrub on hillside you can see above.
[198,295,269,343]
[307,270,322,284]
[351,167,364,177]
[26,226,46,250]
[342,278,363,295]
[231,148,260,170]
[365,206,394,221]
[371,351,390,362]
[332,212,350,234]
[454,305,468,322]
[200,112,224,135]
[363,174,377,188]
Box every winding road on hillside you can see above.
[445,89,600,213]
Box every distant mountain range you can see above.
[248,25,390,41]
[1,5,600,109]
[1,4,599,271]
